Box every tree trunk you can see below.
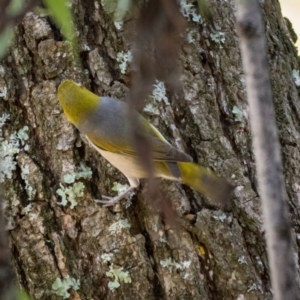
[1,0,299,299]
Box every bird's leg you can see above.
[94,186,136,207]
[95,177,139,207]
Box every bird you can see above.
[57,80,233,206]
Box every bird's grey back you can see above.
[78,96,140,145]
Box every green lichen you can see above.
[179,0,201,22]
[232,106,243,122]
[160,258,191,272]
[106,265,132,290]
[17,126,29,144]
[52,276,80,299]
[101,253,114,262]
[56,164,92,208]
[143,103,160,116]
[0,114,29,183]
[108,219,131,234]
[112,182,129,195]
[56,182,84,209]
[116,51,132,74]
[210,32,225,48]
[63,163,92,184]
[152,80,169,105]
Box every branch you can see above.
[235,0,299,299]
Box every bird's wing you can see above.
[87,122,192,163]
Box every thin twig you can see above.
[0,0,41,34]
[235,0,299,299]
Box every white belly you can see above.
[98,148,147,179]
[86,136,146,187]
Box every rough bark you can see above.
[0,0,299,299]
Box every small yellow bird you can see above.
[57,80,233,206]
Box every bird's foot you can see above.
[95,195,124,207]
[94,186,135,207]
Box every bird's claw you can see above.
[94,186,135,207]
[94,195,123,207]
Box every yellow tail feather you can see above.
[178,162,234,203]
